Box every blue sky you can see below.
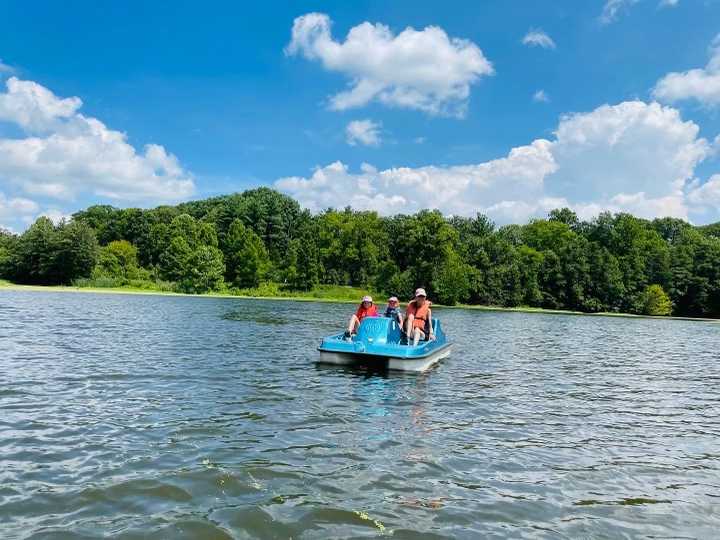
[1,0,720,231]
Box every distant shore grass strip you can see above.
[1,280,717,322]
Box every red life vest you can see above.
[407,299,431,330]
[355,303,378,321]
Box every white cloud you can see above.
[546,101,707,204]
[276,140,557,219]
[0,77,194,205]
[346,119,382,147]
[0,59,14,74]
[39,208,72,225]
[522,29,556,50]
[600,0,640,23]
[687,174,720,207]
[276,101,713,224]
[533,90,550,103]
[0,77,82,132]
[653,35,720,107]
[601,0,679,23]
[285,13,494,117]
[0,192,39,228]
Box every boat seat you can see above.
[356,316,402,345]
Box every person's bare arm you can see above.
[428,308,435,340]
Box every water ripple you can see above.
[1,291,719,538]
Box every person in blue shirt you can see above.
[383,296,404,329]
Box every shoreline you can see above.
[2,281,717,323]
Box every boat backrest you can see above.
[356,316,402,344]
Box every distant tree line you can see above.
[1,187,719,318]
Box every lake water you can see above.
[1,291,719,539]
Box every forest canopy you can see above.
[2,187,719,318]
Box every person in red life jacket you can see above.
[343,295,378,340]
[405,288,435,346]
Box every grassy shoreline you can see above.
[1,280,717,322]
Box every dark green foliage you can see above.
[284,234,321,291]
[548,207,580,230]
[432,250,472,305]
[178,245,225,294]
[224,219,269,288]
[54,220,100,283]
[6,217,98,284]
[317,209,389,286]
[94,240,145,281]
[0,228,18,279]
[11,217,59,283]
[699,222,720,239]
[8,190,720,318]
[157,214,226,293]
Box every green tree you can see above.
[12,217,60,284]
[548,207,580,230]
[432,249,471,305]
[94,240,143,281]
[224,219,269,288]
[0,228,17,278]
[54,220,99,283]
[284,236,321,290]
[160,236,194,282]
[178,245,225,293]
[641,284,672,316]
[156,214,225,292]
[317,209,389,286]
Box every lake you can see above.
[1,290,719,539]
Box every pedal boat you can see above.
[317,316,451,372]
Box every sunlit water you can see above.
[1,291,719,539]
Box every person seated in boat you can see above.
[405,288,435,346]
[343,295,378,339]
[383,296,404,328]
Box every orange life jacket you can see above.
[355,304,378,321]
[407,299,431,330]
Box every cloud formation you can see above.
[346,119,382,147]
[285,13,494,117]
[601,0,679,23]
[533,90,550,103]
[653,35,720,107]
[687,175,720,208]
[0,77,194,206]
[522,29,556,49]
[0,59,14,74]
[276,101,715,224]
[600,0,641,23]
[0,192,39,231]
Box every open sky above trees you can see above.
[1,1,720,231]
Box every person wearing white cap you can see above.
[343,295,378,340]
[405,288,435,346]
[383,296,404,329]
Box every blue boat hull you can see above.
[317,316,452,372]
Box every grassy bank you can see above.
[0,280,379,304]
[1,279,717,322]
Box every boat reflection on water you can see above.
[315,362,433,441]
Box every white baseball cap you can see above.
[362,295,373,303]
[415,288,427,297]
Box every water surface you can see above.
[1,291,719,539]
